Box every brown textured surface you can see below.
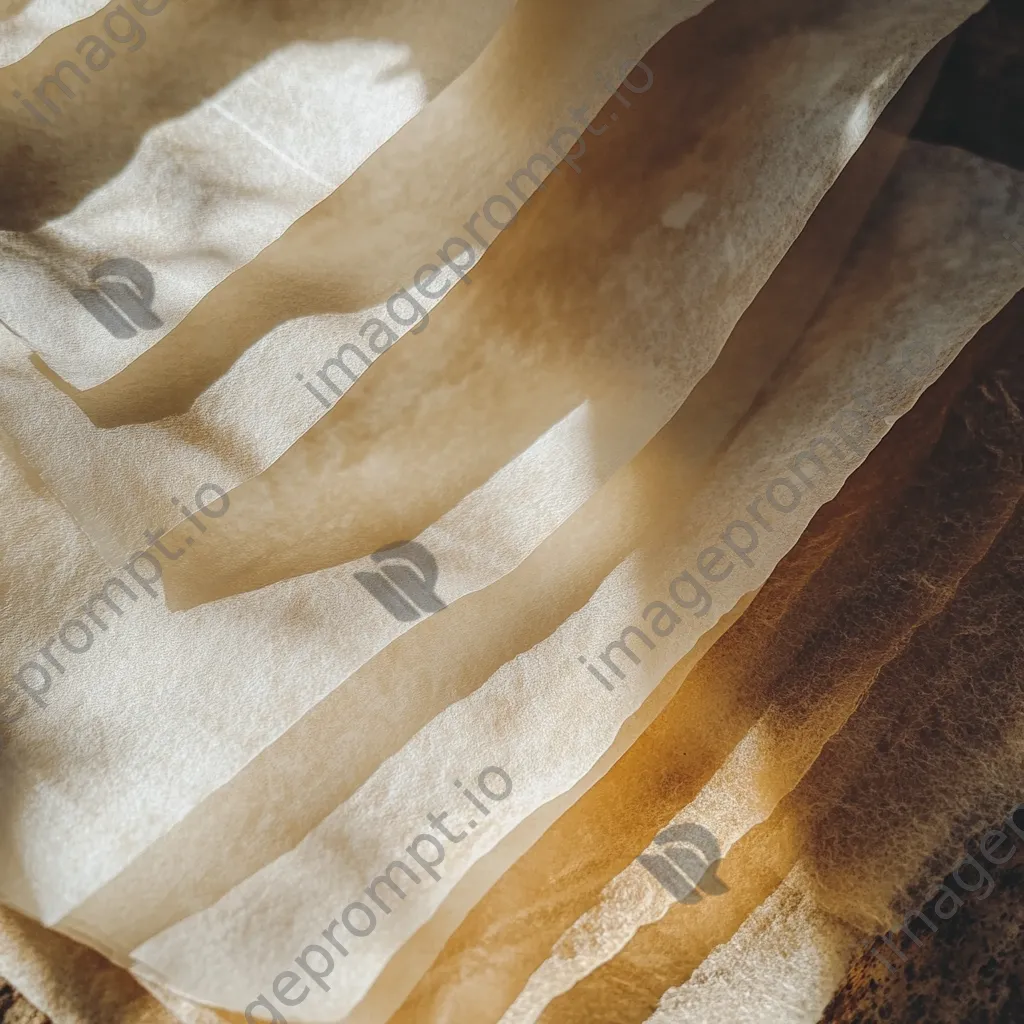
[0,980,47,1024]
[822,848,1024,1024]
[816,1,1024,1021]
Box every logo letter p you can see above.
[637,821,730,904]
[355,541,446,622]
[72,257,162,338]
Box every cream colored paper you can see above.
[0,0,977,930]
[0,6,1015,1024]
[343,49,956,1021]
[1,0,511,379]
[50,48,929,957]
[382,300,994,1024]
[178,54,946,1024]
[0,0,972,581]
[495,276,1024,1024]
[144,0,982,613]
[644,866,860,1024]
[131,142,1024,1022]
[0,0,106,67]
[0,0,705,567]
[499,309,1024,1024]
[339,595,756,1024]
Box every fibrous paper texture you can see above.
[0,0,983,932]
[392,288,1024,1024]
[130,141,1024,1020]
[48,43,944,967]
[0,1,1018,1022]
[0,0,107,68]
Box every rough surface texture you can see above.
[822,849,1024,1024]
[820,1,1024,1019]
[0,981,47,1024]
[0,1,1021,1022]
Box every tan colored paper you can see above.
[503,297,1024,1024]
[4,201,1019,1024]
[519,312,1024,1024]
[0,0,106,68]
[386,295,1001,1024]
[0,0,977,930]
[0,903,180,1024]
[50,51,934,967]
[643,867,860,1024]
[0,4,1019,1024]
[131,141,1024,1022]
[287,49,954,1024]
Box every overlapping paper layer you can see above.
[1,1,1021,1023]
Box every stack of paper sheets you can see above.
[1,0,1021,1021]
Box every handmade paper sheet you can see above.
[0,0,981,933]
[130,142,1024,1022]
[1,2,1016,1022]
[49,48,939,968]
[387,299,1024,1024]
